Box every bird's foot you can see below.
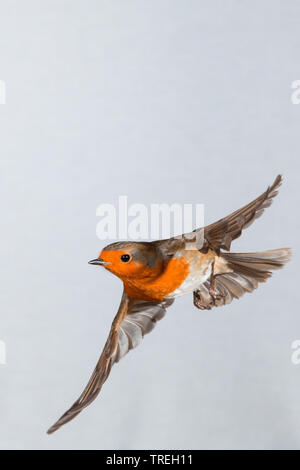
[193,290,212,310]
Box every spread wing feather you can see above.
[202,174,282,251]
[47,294,173,434]
[154,175,282,254]
[113,299,172,362]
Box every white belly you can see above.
[166,254,213,298]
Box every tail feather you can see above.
[222,248,291,271]
[193,248,291,310]
[222,248,291,280]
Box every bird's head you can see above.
[89,241,164,280]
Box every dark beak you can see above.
[88,258,109,266]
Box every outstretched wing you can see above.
[47,293,173,434]
[202,174,282,251]
[154,175,283,255]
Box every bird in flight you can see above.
[47,175,290,434]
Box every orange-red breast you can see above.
[47,175,291,434]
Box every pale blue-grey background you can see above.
[0,0,299,450]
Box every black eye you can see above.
[121,254,131,263]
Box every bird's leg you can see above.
[208,260,222,304]
[209,260,217,295]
